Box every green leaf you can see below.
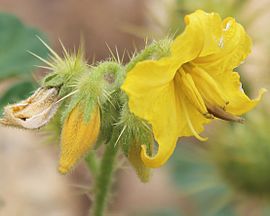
[0,13,48,80]
[0,81,37,113]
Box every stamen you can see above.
[191,66,228,108]
[206,102,245,123]
[180,95,208,141]
[177,68,211,118]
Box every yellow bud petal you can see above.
[59,105,100,174]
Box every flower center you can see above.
[177,63,244,123]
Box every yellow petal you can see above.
[140,91,210,168]
[188,65,228,107]
[122,58,177,94]
[59,105,100,174]
[194,17,252,72]
[136,80,209,168]
[189,15,265,116]
[210,71,266,115]
[174,76,210,141]
[128,81,180,168]
[172,10,222,59]
[177,67,208,115]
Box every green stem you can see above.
[91,141,119,216]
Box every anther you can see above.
[206,103,245,124]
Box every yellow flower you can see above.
[121,10,266,168]
[59,104,100,174]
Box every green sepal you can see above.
[115,103,154,182]
[41,46,88,98]
[117,103,153,156]
[42,73,64,88]
[76,61,123,120]
[95,91,120,149]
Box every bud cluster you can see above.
[0,38,172,181]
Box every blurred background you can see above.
[0,0,270,215]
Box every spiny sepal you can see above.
[34,38,88,97]
[115,103,154,182]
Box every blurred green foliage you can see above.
[169,143,235,216]
[131,208,183,216]
[0,13,48,112]
[211,110,270,198]
[168,107,270,216]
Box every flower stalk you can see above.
[85,151,99,179]
[91,139,119,216]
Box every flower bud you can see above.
[59,104,100,174]
[128,141,151,182]
[0,87,59,129]
[117,104,153,182]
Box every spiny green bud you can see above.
[35,39,88,97]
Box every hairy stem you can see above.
[90,141,119,216]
